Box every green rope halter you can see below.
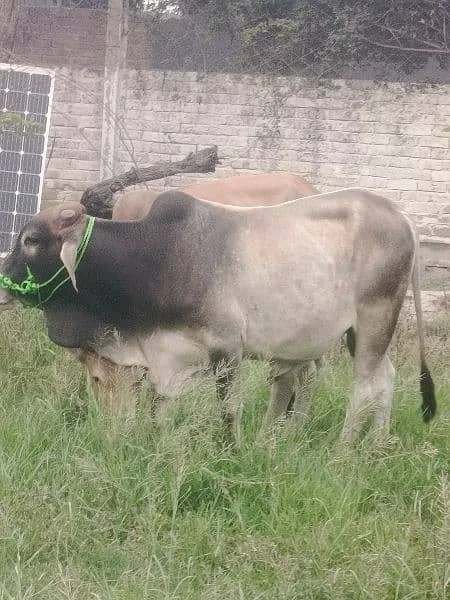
[0,215,95,309]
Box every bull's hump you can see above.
[145,190,199,225]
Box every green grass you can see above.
[0,309,448,599]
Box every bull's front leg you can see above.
[211,350,243,445]
[289,359,321,426]
[260,359,320,437]
[260,363,296,435]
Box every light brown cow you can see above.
[76,172,319,415]
[112,171,318,221]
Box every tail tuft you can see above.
[420,362,436,422]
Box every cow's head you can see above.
[0,202,88,307]
[69,347,147,415]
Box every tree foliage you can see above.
[0,112,43,136]
[161,0,450,75]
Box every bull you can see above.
[0,188,436,444]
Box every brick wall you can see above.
[1,7,106,70]
[44,68,103,203]
[119,71,450,240]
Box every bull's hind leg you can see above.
[372,355,396,436]
[340,299,402,446]
[340,353,395,445]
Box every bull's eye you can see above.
[24,235,40,248]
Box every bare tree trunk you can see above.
[80,146,220,218]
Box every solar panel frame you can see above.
[0,63,55,255]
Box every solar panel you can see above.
[0,64,54,253]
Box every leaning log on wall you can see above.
[80,146,219,218]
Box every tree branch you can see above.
[358,34,450,54]
[80,145,219,218]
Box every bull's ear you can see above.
[57,205,87,292]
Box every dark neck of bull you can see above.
[70,221,195,329]
[56,193,233,333]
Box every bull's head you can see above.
[0,202,89,308]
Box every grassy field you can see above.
[0,308,448,599]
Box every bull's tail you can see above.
[410,228,436,422]
[420,362,436,422]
